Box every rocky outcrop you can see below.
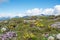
[51,22,60,28]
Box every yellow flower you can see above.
[23,36,26,38]
[26,33,29,37]
[30,33,35,38]
[48,25,51,29]
[23,32,30,38]
[8,26,14,29]
[23,32,35,39]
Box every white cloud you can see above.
[26,5,60,16]
[54,5,60,11]
[26,8,54,16]
[42,8,54,15]
[26,8,42,16]
[54,5,60,15]
[0,13,25,17]
[0,5,60,17]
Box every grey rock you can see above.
[51,22,60,28]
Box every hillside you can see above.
[0,15,60,40]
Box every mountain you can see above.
[0,17,10,21]
[0,16,20,21]
[13,16,20,18]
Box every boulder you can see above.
[51,22,60,28]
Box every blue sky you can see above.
[0,0,60,17]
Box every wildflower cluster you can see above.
[0,31,17,40]
[35,21,44,27]
[23,32,35,39]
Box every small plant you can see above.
[23,32,36,40]
[1,27,7,32]
[0,31,17,40]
